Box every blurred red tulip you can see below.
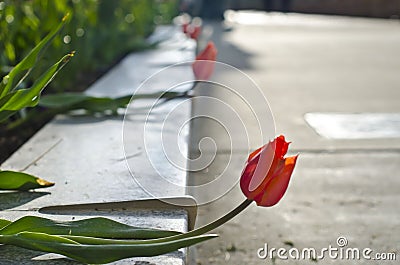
[187,17,202,40]
[189,25,201,40]
[182,23,189,34]
[180,13,191,34]
[240,135,298,207]
[192,41,217,80]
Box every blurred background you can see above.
[0,0,179,92]
[0,0,179,163]
[181,0,400,19]
[1,0,399,264]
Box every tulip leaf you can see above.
[0,15,72,123]
[0,231,217,264]
[0,219,12,230]
[38,91,185,114]
[37,92,90,108]
[0,14,70,98]
[0,170,54,191]
[0,216,181,239]
[0,216,217,264]
[0,53,74,122]
[0,110,14,122]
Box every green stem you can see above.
[181,199,253,238]
[0,200,254,247]
[124,199,253,243]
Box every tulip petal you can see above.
[240,155,260,200]
[190,26,201,40]
[257,155,298,207]
[192,60,215,81]
[248,142,276,192]
[240,136,298,207]
[275,135,289,159]
[192,42,217,81]
[247,145,263,162]
[195,42,217,61]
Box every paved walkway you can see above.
[191,11,400,264]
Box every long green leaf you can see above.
[0,231,217,264]
[0,216,217,263]
[0,53,74,113]
[0,219,12,230]
[38,91,184,113]
[0,170,54,191]
[0,14,70,98]
[37,92,90,108]
[0,53,73,122]
[0,110,14,123]
[0,216,180,239]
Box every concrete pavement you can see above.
[190,11,400,264]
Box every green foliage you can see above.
[0,0,180,190]
[0,0,179,92]
[0,16,70,191]
[0,15,72,122]
[0,170,54,190]
[0,219,11,230]
[38,91,184,114]
[0,216,217,264]
[0,216,181,239]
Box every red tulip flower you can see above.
[192,41,217,81]
[240,135,298,207]
[174,135,298,240]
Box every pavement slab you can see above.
[194,152,399,265]
[191,11,400,265]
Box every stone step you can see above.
[0,26,196,265]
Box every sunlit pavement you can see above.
[190,11,400,264]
